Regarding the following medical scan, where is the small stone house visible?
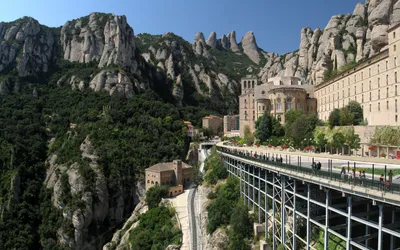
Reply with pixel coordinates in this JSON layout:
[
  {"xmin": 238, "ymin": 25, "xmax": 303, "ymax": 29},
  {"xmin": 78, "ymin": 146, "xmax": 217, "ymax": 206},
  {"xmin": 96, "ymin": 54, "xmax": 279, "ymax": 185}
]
[{"xmin": 145, "ymin": 160, "xmax": 193, "ymax": 197}]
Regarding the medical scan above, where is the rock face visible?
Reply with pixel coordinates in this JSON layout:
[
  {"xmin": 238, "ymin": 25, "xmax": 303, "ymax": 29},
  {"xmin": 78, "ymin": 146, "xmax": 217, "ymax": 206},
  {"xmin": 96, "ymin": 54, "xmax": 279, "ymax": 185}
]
[
  {"xmin": 61, "ymin": 13, "xmax": 137, "ymax": 73},
  {"xmin": 0, "ymin": 17, "xmax": 56, "ymax": 76},
  {"xmin": 89, "ymin": 70, "xmax": 136, "ymax": 98},
  {"xmin": 44, "ymin": 136, "xmax": 144, "ymax": 249},
  {"xmin": 259, "ymin": 1, "xmax": 400, "ymax": 85},
  {"xmin": 229, "ymin": 31, "xmax": 240, "ymax": 52},
  {"xmin": 241, "ymin": 31, "xmax": 261, "ymax": 64},
  {"xmin": 206, "ymin": 32, "xmax": 217, "ymax": 48}
]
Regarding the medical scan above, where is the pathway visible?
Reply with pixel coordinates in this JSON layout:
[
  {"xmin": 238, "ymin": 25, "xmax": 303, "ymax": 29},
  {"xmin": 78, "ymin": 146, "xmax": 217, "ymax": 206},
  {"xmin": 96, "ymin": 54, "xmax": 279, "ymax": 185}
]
[{"xmin": 166, "ymin": 190, "xmax": 190, "ymax": 250}]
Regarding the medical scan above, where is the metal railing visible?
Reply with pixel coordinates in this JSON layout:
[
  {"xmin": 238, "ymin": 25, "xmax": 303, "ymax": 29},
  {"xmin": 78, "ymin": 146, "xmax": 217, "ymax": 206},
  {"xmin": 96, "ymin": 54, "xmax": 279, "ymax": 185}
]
[{"xmin": 217, "ymin": 146, "xmax": 400, "ymax": 194}]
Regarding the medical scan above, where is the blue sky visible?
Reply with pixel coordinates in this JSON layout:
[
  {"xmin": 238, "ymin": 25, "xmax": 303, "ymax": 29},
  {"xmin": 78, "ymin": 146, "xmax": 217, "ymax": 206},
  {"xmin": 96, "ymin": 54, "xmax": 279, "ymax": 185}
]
[{"xmin": 1, "ymin": 0, "xmax": 361, "ymax": 54}]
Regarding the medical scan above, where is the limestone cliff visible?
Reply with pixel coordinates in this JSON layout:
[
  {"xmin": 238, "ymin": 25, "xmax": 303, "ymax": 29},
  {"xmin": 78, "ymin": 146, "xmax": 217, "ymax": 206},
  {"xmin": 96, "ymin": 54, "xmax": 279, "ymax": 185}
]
[
  {"xmin": 61, "ymin": 13, "xmax": 137, "ymax": 73},
  {"xmin": 259, "ymin": 0, "xmax": 400, "ymax": 85},
  {"xmin": 0, "ymin": 17, "xmax": 56, "ymax": 77},
  {"xmin": 44, "ymin": 136, "xmax": 145, "ymax": 249}
]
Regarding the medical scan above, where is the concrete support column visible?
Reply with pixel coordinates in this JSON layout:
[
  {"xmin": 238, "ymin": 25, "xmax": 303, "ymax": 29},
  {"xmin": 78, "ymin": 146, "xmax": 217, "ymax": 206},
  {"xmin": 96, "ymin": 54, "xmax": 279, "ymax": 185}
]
[
  {"xmin": 253, "ymin": 166, "xmax": 255, "ymax": 212},
  {"xmin": 324, "ymin": 190, "xmax": 330, "ymax": 249},
  {"xmin": 258, "ymin": 168, "xmax": 261, "ymax": 223},
  {"xmin": 265, "ymin": 170, "xmax": 269, "ymax": 240},
  {"xmin": 366, "ymin": 203, "xmax": 370, "ymax": 248},
  {"xmin": 281, "ymin": 176, "xmax": 286, "ymax": 245},
  {"xmin": 378, "ymin": 205, "xmax": 383, "ymax": 250},
  {"xmin": 247, "ymin": 165, "xmax": 250, "ymax": 207},
  {"xmin": 273, "ymin": 173, "xmax": 276, "ymax": 250},
  {"xmin": 306, "ymin": 184, "xmax": 311, "ymax": 250},
  {"xmin": 292, "ymin": 180, "xmax": 297, "ymax": 250},
  {"xmin": 346, "ymin": 196, "xmax": 352, "ymax": 249}
]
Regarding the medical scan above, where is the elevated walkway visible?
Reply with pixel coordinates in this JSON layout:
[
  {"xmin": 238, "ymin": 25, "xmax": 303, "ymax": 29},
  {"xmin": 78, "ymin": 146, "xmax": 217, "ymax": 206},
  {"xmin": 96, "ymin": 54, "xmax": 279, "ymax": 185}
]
[{"xmin": 218, "ymin": 146, "xmax": 400, "ymax": 206}]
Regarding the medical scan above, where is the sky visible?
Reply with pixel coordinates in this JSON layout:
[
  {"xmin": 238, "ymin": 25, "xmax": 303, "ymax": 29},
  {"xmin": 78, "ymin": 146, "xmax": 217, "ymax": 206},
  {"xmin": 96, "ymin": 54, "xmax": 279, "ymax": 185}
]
[{"xmin": 0, "ymin": 0, "xmax": 362, "ymax": 54}]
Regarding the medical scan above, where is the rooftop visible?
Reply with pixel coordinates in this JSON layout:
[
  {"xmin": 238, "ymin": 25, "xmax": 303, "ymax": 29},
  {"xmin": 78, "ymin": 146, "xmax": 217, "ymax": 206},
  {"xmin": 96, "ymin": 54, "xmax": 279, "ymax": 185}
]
[
  {"xmin": 203, "ymin": 115, "xmax": 222, "ymax": 119},
  {"xmin": 146, "ymin": 161, "xmax": 192, "ymax": 173}
]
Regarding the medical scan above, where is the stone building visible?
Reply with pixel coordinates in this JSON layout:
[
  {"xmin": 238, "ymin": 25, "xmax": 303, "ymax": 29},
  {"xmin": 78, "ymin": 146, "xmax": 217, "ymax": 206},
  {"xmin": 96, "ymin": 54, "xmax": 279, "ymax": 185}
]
[
  {"xmin": 239, "ymin": 75, "xmax": 317, "ymax": 136},
  {"xmin": 202, "ymin": 115, "xmax": 223, "ymax": 135},
  {"xmin": 145, "ymin": 160, "xmax": 193, "ymax": 197},
  {"xmin": 223, "ymin": 114, "xmax": 240, "ymax": 137},
  {"xmin": 315, "ymin": 23, "xmax": 400, "ymax": 126}
]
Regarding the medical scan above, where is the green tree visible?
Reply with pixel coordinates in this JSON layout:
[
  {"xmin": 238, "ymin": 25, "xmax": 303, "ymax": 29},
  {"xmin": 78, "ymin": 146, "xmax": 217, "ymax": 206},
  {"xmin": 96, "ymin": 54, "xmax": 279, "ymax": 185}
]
[
  {"xmin": 347, "ymin": 131, "xmax": 361, "ymax": 155},
  {"xmin": 346, "ymin": 101, "xmax": 363, "ymax": 125},
  {"xmin": 329, "ymin": 109, "xmax": 341, "ymax": 128},
  {"xmin": 243, "ymin": 125, "xmax": 255, "ymax": 146},
  {"xmin": 339, "ymin": 107, "xmax": 354, "ymax": 126},
  {"xmin": 332, "ymin": 132, "xmax": 345, "ymax": 154},
  {"xmin": 313, "ymin": 129, "xmax": 328, "ymax": 152},
  {"xmin": 255, "ymin": 114, "xmax": 283, "ymax": 142},
  {"xmin": 229, "ymin": 203, "xmax": 252, "ymax": 239},
  {"xmin": 228, "ymin": 234, "xmax": 251, "ymax": 250},
  {"xmin": 145, "ymin": 186, "xmax": 169, "ymax": 209},
  {"xmin": 289, "ymin": 114, "xmax": 319, "ymax": 148}
]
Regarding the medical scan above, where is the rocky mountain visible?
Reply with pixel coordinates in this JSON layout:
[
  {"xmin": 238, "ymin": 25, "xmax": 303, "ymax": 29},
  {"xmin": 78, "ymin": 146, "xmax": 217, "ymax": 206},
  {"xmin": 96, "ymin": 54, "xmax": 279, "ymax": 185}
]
[{"xmin": 258, "ymin": 0, "xmax": 400, "ymax": 85}]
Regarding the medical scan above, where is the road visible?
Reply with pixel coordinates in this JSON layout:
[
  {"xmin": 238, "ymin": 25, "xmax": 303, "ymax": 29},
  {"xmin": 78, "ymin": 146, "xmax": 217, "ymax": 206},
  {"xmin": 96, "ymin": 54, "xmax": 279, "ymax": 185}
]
[
  {"xmin": 188, "ymin": 188, "xmax": 197, "ymax": 250},
  {"xmin": 188, "ymin": 148, "xmax": 209, "ymax": 250}
]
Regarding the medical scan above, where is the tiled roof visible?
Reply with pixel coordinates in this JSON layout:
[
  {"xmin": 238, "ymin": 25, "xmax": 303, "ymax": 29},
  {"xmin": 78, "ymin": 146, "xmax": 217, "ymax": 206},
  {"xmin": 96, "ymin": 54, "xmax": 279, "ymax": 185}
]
[{"xmin": 146, "ymin": 162, "xmax": 192, "ymax": 173}]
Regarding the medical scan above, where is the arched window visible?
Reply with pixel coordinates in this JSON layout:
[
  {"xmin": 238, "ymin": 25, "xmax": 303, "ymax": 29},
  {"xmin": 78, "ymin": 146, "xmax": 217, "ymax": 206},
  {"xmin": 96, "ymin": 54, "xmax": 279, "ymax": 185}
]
[
  {"xmin": 252, "ymin": 81, "xmax": 255, "ymax": 88},
  {"xmin": 387, "ymin": 75, "xmax": 389, "ymax": 85},
  {"xmin": 277, "ymin": 115, "xmax": 282, "ymax": 122},
  {"xmin": 151, "ymin": 181, "xmax": 154, "ymax": 184},
  {"xmin": 387, "ymin": 87, "xmax": 389, "ymax": 98}
]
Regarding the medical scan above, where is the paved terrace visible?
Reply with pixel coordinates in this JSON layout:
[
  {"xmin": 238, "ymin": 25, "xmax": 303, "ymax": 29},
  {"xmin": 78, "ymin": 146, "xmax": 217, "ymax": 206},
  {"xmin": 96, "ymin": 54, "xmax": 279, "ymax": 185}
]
[{"xmin": 217, "ymin": 144, "xmax": 400, "ymax": 207}]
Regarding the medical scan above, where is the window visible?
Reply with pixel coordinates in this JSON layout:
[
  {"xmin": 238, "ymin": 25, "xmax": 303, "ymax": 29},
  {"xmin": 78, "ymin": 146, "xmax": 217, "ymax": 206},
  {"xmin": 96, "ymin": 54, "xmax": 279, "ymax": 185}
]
[
  {"xmin": 395, "ymin": 45, "xmax": 397, "ymax": 52},
  {"xmin": 395, "ymin": 57, "xmax": 397, "ymax": 67},
  {"xmin": 378, "ymin": 102, "xmax": 380, "ymax": 111},
  {"xmin": 263, "ymin": 105, "xmax": 265, "ymax": 111},
  {"xmin": 252, "ymin": 81, "xmax": 254, "ymax": 88},
  {"xmin": 342, "ymin": 90, "xmax": 344, "ymax": 99},
  {"xmin": 396, "ymin": 99, "xmax": 398, "ymax": 112},
  {"xmin": 396, "ymin": 72, "xmax": 398, "ymax": 82},
  {"xmin": 396, "ymin": 85, "xmax": 398, "ymax": 95},
  {"xmin": 369, "ymin": 68, "xmax": 371, "ymax": 77},
  {"xmin": 378, "ymin": 64, "xmax": 380, "ymax": 73},
  {"xmin": 396, "ymin": 115, "xmax": 398, "ymax": 122},
  {"xmin": 387, "ymin": 87, "xmax": 389, "ymax": 98},
  {"xmin": 387, "ymin": 100, "xmax": 389, "ymax": 110},
  {"xmin": 386, "ymin": 60, "xmax": 389, "ymax": 70},
  {"xmin": 362, "ymin": 94, "xmax": 364, "ymax": 103},
  {"xmin": 277, "ymin": 103, "xmax": 282, "ymax": 110},
  {"xmin": 378, "ymin": 90, "xmax": 380, "ymax": 99},
  {"xmin": 369, "ymin": 104, "xmax": 372, "ymax": 112},
  {"xmin": 387, "ymin": 75, "xmax": 389, "ymax": 85},
  {"xmin": 394, "ymin": 32, "xmax": 396, "ymax": 39},
  {"xmin": 378, "ymin": 77, "xmax": 380, "ymax": 87},
  {"xmin": 362, "ymin": 83, "xmax": 364, "ymax": 92},
  {"xmin": 370, "ymin": 92, "xmax": 372, "ymax": 101},
  {"xmin": 369, "ymin": 81, "xmax": 371, "ymax": 90},
  {"xmin": 348, "ymin": 88, "xmax": 350, "ymax": 97},
  {"xmin": 259, "ymin": 106, "xmax": 261, "ymax": 111},
  {"xmin": 348, "ymin": 78, "xmax": 350, "ymax": 85}
]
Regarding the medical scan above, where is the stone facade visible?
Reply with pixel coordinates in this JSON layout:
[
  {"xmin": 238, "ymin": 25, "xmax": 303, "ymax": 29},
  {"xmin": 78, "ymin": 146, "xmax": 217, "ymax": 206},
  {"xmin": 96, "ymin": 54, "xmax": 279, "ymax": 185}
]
[
  {"xmin": 315, "ymin": 24, "xmax": 400, "ymax": 126},
  {"xmin": 202, "ymin": 115, "xmax": 223, "ymax": 135},
  {"xmin": 145, "ymin": 160, "xmax": 193, "ymax": 196},
  {"xmin": 223, "ymin": 115, "xmax": 240, "ymax": 137},
  {"xmin": 239, "ymin": 76, "xmax": 317, "ymax": 136}
]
